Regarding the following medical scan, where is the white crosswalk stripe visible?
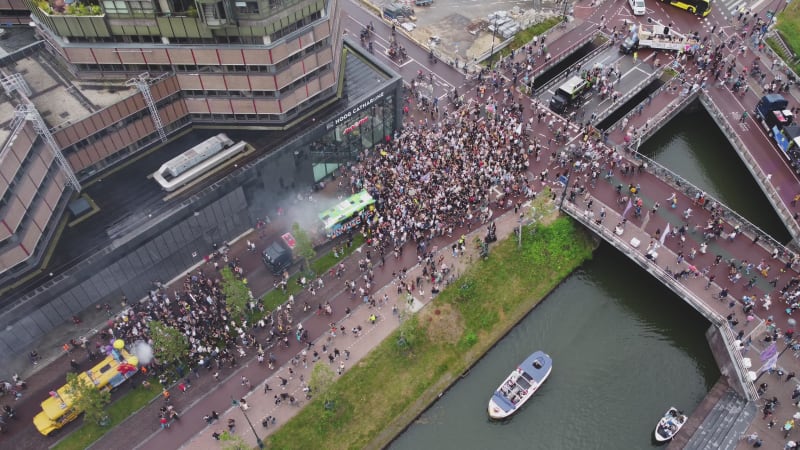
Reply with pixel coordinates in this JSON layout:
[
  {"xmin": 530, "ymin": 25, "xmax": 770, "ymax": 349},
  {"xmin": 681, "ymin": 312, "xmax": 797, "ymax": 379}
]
[{"xmin": 713, "ymin": 0, "xmax": 752, "ymax": 17}]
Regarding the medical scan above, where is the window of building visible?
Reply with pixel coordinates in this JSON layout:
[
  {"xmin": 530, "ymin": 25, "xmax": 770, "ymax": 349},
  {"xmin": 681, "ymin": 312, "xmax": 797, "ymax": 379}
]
[
  {"xmin": 102, "ymin": 0, "xmax": 129, "ymax": 13},
  {"xmin": 235, "ymin": 1, "xmax": 259, "ymax": 14},
  {"xmin": 270, "ymin": 11, "xmax": 321, "ymax": 41},
  {"xmin": 127, "ymin": 0, "xmax": 154, "ymax": 12},
  {"xmin": 325, "ymin": 94, "xmax": 395, "ymax": 160}
]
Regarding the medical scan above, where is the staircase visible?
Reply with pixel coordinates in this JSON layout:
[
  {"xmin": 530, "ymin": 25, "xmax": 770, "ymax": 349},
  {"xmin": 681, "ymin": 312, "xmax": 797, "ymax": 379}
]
[{"xmin": 682, "ymin": 389, "xmax": 757, "ymax": 450}]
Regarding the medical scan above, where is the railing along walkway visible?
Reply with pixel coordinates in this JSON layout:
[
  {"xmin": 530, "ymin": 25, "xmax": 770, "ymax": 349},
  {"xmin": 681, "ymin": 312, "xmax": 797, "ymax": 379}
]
[{"xmin": 561, "ymin": 199, "xmax": 759, "ymax": 401}]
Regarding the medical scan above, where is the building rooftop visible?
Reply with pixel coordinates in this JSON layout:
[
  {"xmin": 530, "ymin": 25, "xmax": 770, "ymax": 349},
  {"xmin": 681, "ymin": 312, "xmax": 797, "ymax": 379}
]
[
  {"xmin": 0, "ymin": 27, "xmax": 135, "ymax": 145},
  {"xmin": 3, "ymin": 40, "xmax": 399, "ymax": 297},
  {"xmin": 8, "ymin": 53, "xmax": 135, "ymax": 130},
  {"xmin": 0, "ymin": 99, "xmax": 15, "ymax": 147}
]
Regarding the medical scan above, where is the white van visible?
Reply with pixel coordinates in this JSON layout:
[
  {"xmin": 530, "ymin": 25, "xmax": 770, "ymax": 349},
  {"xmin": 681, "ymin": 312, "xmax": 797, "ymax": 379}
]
[{"xmin": 628, "ymin": 0, "xmax": 646, "ymax": 15}]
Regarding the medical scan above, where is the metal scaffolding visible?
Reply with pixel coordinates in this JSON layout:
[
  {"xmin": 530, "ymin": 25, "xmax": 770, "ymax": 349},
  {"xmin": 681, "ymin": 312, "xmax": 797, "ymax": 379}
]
[
  {"xmin": 126, "ymin": 72, "xmax": 168, "ymax": 143},
  {"xmin": 1, "ymin": 73, "xmax": 32, "ymax": 97},
  {"xmin": 13, "ymin": 104, "xmax": 82, "ymax": 192}
]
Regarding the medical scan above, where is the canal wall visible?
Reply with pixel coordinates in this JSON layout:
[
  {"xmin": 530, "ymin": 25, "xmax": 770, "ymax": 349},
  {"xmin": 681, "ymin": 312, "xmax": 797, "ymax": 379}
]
[
  {"xmin": 697, "ymin": 93, "xmax": 800, "ymax": 245},
  {"xmin": 706, "ymin": 325, "xmax": 750, "ymax": 400},
  {"xmin": 560, "ymin": 202, "xmax": 759, "ymax": 402},
  {"xmin": 666, "ymin": 378, "xmax": 729, "ymax": 450},
  {"xmin": 605, "ymin": 82, "xmax": 798, "ymax": 295},
  {"xmin": 372, "ymin": 209, "xmax": 596, "ymax": 449}
]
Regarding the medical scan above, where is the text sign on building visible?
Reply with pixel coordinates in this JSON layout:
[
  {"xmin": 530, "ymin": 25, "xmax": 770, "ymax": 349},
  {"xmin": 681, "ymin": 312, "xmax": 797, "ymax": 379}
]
[
  {"xmin": 343, "ymin": 117, "xmax": 369, "ymax": 135},
  {"xmin": 327, "ymin": 91, "xmax": 385, "ymax": 130}
]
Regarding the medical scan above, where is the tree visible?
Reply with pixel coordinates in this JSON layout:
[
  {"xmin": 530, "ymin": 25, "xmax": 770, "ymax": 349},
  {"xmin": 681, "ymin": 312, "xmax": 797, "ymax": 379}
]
[
  {"xmin": 148, "ymin": 320, "xmax": 189, "ymax": 365},
  {"xmin": 292, "ymin": 222, "xmax": 316, "ymax": 272},
  {"xmin": 221, "ymin": 267, "xmax": 251, "ymax": 322},
  {"xmin": 309, "ymin": 361, "xmax": 336, "ymax": 401},
  {"xmin": 65, "ymin": 372, "xmax": 111, "ymax": 426},
  {"xmin": 220, "ymin": 433, "xmax": 251, "ymax": 450}
]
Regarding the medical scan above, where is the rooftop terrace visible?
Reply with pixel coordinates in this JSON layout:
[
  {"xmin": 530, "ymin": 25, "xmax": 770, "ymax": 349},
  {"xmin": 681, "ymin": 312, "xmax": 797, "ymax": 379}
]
[{"xmin": 0, "ymin": 27, "xmax": 135, "ymax": 146}]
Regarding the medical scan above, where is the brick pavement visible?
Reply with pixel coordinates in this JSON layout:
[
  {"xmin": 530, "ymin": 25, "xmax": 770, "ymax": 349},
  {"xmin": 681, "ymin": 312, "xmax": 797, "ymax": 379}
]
[
  {"xmin": 11, "ymin": 5, "xmax": 800, "ymax": 450},
  {"xmin": 82, "ymin": 97, "xmax": 523, "ymax": 449},
  {"xmin": 145, "ymin": 203, "xmax": 524, "ymax": 450},
  {"xmin": 83, "ymin": 218, "xmax": 420, "ymax": 449}
]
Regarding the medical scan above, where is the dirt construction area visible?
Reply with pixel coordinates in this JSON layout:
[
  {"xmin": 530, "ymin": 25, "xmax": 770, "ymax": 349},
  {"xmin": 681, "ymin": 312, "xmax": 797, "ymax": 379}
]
[{"xmin": 372, "ymin": 0, "xmax": 564, "ymax": 64}]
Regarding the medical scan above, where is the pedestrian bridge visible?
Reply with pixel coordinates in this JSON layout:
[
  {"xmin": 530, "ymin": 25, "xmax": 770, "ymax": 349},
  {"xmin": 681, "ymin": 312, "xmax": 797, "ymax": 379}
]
[
  {"xmin": 553, "ymin": 90, "xmax": 800, "ymax": 405},
  {"xmin": 561, "ymin": 199, "xmax": 759, "ymax": 400}
]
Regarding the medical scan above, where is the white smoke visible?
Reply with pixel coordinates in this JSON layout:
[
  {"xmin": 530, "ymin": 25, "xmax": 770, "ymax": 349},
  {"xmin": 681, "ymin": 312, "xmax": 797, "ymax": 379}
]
[{"xmin": 131, "ymin": 340, "xmax": 154, "ymax": 365}]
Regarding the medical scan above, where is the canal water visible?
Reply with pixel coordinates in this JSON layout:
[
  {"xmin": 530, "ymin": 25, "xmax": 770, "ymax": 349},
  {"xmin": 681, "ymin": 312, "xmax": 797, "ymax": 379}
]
[
  {"xmin": 638, "ymin": 102, "xmax": 791, "ymax": 243},
  {"xmin": 389, "ymin": 245, "xmax": 719, "ymax": 449},
  {"xmin": 389, "ymin": 105, "xmax": 782, "ymax": 449}
]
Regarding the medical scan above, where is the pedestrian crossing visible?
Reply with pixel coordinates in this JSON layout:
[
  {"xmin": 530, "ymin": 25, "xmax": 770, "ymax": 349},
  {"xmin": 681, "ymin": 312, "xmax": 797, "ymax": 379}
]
[{"xmin": 711, "ymin": 0, "xmax": 753, "ymax": 19}]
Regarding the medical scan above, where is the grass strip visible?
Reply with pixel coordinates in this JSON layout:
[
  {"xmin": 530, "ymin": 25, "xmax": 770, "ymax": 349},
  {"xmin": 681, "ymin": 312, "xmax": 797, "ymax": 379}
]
[
  {"xmin": 267, "ymin": 216, "xmax": 594, "ymax": 450},
  {"xmin": 775, "ymin": 0, "xmax": 800, "ymax": 64},
  {"xmin": 52, "ymin": 379, "xmax": 162, "ymax": 450},
  {"xmin": 261, "ymin": 234, "xmax": 366, "ymax": 312},
  {"xmin": 497, "ymin": 17, "xmax": 564, "ymax": 59},
  {"xmin": 765, "ymin": 36, "xmax": 800, "ymax": 75}
]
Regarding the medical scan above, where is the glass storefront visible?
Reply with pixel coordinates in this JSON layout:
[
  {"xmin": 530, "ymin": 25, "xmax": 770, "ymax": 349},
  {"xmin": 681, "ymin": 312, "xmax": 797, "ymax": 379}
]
[{"xmin": 311, "ymin": 92, "xmax": 396, "ymax": 181}]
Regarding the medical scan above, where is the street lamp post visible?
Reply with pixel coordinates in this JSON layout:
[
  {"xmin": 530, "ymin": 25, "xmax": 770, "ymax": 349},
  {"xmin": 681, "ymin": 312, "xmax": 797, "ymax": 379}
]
[
  {"xmin": 559, "ymin": 166, "xmax": 575, "ymax": 210},
  {"xmin": 231, "ymin": 397, "xmax": 264, "ymax": 449},
  {"xmin": 489, "ymin": 14, "xmax": 499, "ymax": 68}
]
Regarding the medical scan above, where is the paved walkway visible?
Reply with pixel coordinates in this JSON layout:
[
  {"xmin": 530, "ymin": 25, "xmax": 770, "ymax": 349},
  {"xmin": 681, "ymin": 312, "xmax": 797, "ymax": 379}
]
[
  {"xmin": 108, "ymin": 205, "xmax": 516, "ymax": 449},
  {"xmin": 173, "ymin": 208, "xmax": 523, "ymax": 450},
  {"xmin": 8, "ymin": 3, "xmax": 800, "ymax": 450}
]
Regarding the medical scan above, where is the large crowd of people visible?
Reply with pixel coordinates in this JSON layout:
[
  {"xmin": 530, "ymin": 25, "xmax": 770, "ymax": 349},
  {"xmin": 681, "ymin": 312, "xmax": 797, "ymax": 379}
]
[
  {"xmin": 93, "ymin": 250, "xmax": 265, "ymax": 378},
  {"xmin": 18, "ymin": 7, "xmax": 800, "ymax": 445},
  {"xmin": 340, "ymin": 100, "xmax": 539, "ymax": 298}
]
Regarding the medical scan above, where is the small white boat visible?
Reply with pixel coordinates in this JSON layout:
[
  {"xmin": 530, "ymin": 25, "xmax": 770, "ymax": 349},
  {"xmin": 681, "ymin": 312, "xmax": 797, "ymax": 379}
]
[
  {"xmin": 654, "ymin": 407, "xmax": 687, "ymax": 441},
  {"xmin": 488, "ymin": 351, "xmax": 552, "ymax": 419}
]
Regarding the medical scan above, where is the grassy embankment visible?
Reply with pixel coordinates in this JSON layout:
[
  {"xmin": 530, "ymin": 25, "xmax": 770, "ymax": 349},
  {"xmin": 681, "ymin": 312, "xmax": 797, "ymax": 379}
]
[
  {"xmin": 52, "ymin": 233, "xmax": 366, "ymax": 450},
  {"xmin": 268, "ymin": 216, "xmax": 594, "ymax": 450},
  {"xmin": 771, "ymin": 2, "xmax": 800, "ymax": 74}
]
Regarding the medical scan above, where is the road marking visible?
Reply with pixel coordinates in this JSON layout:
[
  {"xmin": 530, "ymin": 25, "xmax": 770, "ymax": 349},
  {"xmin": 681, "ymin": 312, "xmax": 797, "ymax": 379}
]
[
  {"xmin": 600, "ymin": 52, "xmax": 627, "ymax": 66},
  {"xmin": 723, "ymin": 89, "xmax": 800, "ymax": 185}
]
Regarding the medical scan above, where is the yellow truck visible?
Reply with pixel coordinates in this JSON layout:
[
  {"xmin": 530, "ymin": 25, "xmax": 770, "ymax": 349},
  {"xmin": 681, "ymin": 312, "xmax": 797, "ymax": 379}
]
[{"xmin": 34, "ymin": 349, "xmax": 138, "ymax": 436}]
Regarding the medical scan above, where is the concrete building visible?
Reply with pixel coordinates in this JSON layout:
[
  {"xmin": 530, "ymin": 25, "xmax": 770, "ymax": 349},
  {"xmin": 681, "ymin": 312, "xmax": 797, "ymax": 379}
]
[
  {"xmin": 0, "ymin": 8, "xmax": 401, "ymax": 371},
  {"xmin": 0, "ymin": 0, "xmax": 349, "ymax": 287},
  {"xmin": 1, "ymin": 0, "xmax": 350, "ymax": 291},
  {"xmin": 27, "ymin": 0, "xmax": 344, "ymax": 177},
  {"xmin": 0, "ymin": 0, "xmax": 29, "ymax": 25}
]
